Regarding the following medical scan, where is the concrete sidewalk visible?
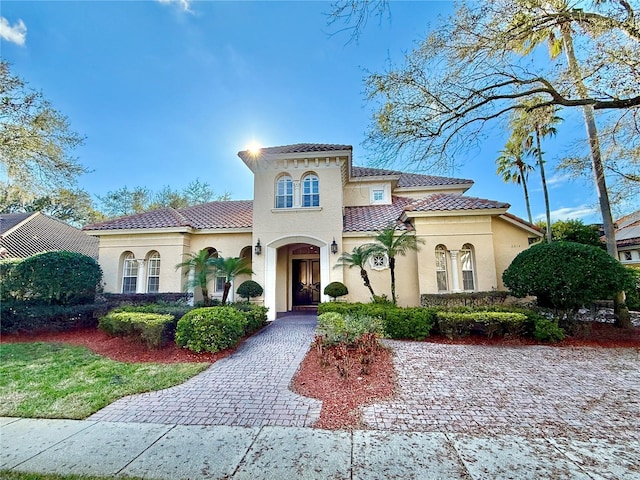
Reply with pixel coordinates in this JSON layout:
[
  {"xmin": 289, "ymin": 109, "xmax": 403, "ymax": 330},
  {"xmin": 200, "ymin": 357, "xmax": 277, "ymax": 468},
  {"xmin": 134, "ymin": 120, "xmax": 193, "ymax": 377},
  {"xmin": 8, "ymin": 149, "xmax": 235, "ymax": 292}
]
[{"xmin": 2, "ymin": 417, "xmax": 639, "ymax": 479}]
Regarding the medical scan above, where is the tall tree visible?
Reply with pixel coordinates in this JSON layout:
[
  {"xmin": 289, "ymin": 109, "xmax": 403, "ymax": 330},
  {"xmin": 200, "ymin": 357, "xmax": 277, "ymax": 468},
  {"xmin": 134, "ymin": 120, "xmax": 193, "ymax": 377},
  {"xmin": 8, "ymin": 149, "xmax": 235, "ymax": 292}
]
[
  {"xmin": 175, "ymin": 249, "xmax": 218, "ymax": 306},
  {"xmin": 0, "ymin": 61, "xmax": 86, "ymax": 203},
  {"xmin": 517, "ymin": 101, "xmax": 562, "ymax": 242},
  {"xmin": 335, "ymin": 245, "xmax": 378, "ymax": 298},
  {"xmin": 209, "ymin": 256, "xmax": 253, "ymax": 305},
  {"xmin": 495, "ymin": 136, "xmax": 535, "ymax": 224},
  {"xmin": 370, "ymin": 225, "xmax": 423, "ymax": 305}
]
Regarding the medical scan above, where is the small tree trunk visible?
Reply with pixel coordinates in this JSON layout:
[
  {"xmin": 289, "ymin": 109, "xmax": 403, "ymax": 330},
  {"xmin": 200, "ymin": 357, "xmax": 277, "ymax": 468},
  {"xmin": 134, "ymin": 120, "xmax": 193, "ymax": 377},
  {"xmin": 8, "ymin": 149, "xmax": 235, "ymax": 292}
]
[
  {"xmin": 360, "ymin": 268, "xmax": 376, "ymax": 297},
  {"xmin": 519, "ymin": 165, "xmax": 533, "ymax": 224},
  {"xmin": 202, "ymin": 287, "xmax": 211, "ymax": 307},
  {"xmin": 389, "ymin": 256, "xmax": 397, "ymax": 305},
  {"xmin": 222, "ymin": 282, "xmax": 231, "ymax": 305},
  {"xmin": 535, "ymin": 129, "xmax": 552, "ymax": 243}
]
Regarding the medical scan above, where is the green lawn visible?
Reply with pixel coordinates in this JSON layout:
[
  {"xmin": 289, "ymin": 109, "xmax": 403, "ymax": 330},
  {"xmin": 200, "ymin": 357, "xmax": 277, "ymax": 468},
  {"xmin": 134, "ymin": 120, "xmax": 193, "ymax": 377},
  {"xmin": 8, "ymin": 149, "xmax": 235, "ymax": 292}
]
[{"xmin": 0, "ymin": 342, "xmax": 209, "ymax": 419}]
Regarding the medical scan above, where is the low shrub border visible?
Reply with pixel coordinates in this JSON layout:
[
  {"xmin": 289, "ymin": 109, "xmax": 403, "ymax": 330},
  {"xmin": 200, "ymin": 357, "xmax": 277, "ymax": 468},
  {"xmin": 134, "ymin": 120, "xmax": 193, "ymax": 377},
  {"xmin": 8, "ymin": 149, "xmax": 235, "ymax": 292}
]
[
  {"xmin": 421, "ymin": 291, "xmax": 510, "ymax": 308},
  {"xmin": 0, "ymin": 302, "xmax": 113, "ymax": 334},
  {"xmin": 175, "ymin": 307, "xmax": 248, "ymax": 353},
  {"xmin": 99, "ymin": 311, "xmax": 175, "ymax": 349},
  {"xmin": 436, "ymin": 311, "xmax": 528, "ymax": 339}
]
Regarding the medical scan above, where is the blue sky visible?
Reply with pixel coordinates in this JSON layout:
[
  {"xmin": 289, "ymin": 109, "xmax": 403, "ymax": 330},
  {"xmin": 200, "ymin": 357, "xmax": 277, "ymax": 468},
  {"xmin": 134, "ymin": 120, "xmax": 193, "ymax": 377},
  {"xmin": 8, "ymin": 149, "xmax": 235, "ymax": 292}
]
[{"xmin": 1, "ymin": 0, "xmax": 608, "ymax": 223}]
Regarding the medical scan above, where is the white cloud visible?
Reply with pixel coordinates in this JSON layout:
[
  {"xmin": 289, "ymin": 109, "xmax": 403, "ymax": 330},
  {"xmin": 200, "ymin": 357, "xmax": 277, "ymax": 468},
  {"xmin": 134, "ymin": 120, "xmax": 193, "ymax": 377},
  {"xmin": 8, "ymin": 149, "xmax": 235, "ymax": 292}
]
[
  {"xmin": 545, "ymin": 172, "xmax": 572, "ymax": 188},
  {"xmin": 157, "ymin": 0, "xmax": 192, "ymax": 13},
  {"xmin": 534, "ymin": 205, "xmax": 599, "ymax": 223},
  {"xmin": 0, "ymin": 17, "xmax": 27, "ymax": 46}
]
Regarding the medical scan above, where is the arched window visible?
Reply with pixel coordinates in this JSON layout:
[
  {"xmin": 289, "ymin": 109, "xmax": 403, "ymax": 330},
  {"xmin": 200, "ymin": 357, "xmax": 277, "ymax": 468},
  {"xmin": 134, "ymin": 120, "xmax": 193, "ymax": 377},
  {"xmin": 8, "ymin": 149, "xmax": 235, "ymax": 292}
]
[
  {"xmin": 302, "ymin": 174, "xmax": 319, "ymax": 207},
  {"xmin": 275, "ymin": 175, "xmax": 293, "ymax": 208},
  {"xmin": 122, "ymin": 252, "xmax": 138, "ymax": 293},
  {"xmin": 146, "ymin": 251, "xmax": 160, "ymax": 293},
  {"xmin": 460, "ymin": 243, "xmax": 476, "ymax": 291},
  {"xmin": 435, "ymin": 245, "xmax": 448, "ymax": 292}
]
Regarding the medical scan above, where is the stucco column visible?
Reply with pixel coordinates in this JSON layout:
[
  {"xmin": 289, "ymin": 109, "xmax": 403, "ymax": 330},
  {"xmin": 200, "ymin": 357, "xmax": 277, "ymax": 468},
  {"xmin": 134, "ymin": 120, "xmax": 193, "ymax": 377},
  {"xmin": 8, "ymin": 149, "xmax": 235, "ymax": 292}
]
[
  {"xmin": 449, "ymin": 250, "xmax": 461, "ymax": 293},
  {"xmin": 265, "ymin": 245, "xmax": 277, "ymax": 320},
  {"xmin": 320, "ymin": 244, "xmax": 330, "ymax": 303},
  {"xmin": 293, "ymin": 180, "xmax": 301, "ymax": 208},
  {"xmin": 187, "ymin": 266, "xmax": 195, "ymax": 306},
  {"xmin": 135, "ymin": 259, "xmax": 146, "ymax": 294}
]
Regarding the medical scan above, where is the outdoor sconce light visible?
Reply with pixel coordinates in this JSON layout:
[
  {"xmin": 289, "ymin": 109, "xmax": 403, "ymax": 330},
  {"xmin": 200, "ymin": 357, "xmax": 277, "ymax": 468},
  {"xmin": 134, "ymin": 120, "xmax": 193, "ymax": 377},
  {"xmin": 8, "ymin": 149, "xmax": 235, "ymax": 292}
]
[
  {"xmin": 254, "ymin": 239, "xmax": 262, "ymax": 256},
  {"xmin": 330, "ymin": 238, "xmax": 338, "ymax": 255}
]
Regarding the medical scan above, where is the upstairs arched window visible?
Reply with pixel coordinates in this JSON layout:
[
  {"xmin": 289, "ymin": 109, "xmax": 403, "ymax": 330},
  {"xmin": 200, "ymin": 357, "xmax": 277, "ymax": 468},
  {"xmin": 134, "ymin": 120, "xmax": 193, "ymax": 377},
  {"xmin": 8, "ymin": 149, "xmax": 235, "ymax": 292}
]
[
  {"xmin": 460, "ymin": 243, "xmax": 476, "ymax": 291},
  {"xmin": 146, "ymin": 251, "xmax": 160, "ymax": 293},
  {"xmin": 122, "ymin": 252, "xmax": 138, "ymax": 293},
  {"xmin": 275, "ymin": 175, "xmax": 293, "ymax": 208},
  {"xmin": 435, "ymin": 245, "xmax": 448, "ymax": 292},
  {"xmin": 302, "ymin": 174, "xmax": 319, "ymax": 207}
]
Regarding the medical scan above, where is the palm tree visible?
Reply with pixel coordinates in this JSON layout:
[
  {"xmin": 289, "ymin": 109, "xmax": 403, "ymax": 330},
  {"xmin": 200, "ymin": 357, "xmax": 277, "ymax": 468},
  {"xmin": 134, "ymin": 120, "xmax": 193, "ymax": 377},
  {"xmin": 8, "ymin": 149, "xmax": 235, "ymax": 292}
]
[
  {"xmin": 496, "ymin": 136, "xmax": 535, "ymax": 224},
  {"xmin": 371, "ymin": 225, "xmax": 424, "ymax": 305},
  {"xmin": 334, "ymin": 244, "xmax": 378, "ymax": 299},
  {"xmin": 209, "ymin": 256, "xmax": 253, "ymax": 305},
  {"xmin": 175, "ymin": 249, "xmax": 217, "ymax": 306},
  {"xmin": 513, "ymin": 100, "xmax": 562, "ymax": 242}
]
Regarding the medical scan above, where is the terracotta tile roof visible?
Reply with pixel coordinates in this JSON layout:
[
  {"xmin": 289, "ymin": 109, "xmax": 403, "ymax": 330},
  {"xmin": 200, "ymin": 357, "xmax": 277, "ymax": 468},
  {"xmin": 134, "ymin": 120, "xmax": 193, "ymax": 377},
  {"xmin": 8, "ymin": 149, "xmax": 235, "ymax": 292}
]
[
  {"xmin": 404, "ymin": 193, "xmax": 510, "ymax": 212},
  {"xmin": 618, "ymin": 236, "xmax": 640, "ymax": 248},
  {"xmin": 501, "ymin": 212, "xmax": 543, "ymax": 232},
  {"xmin": 84, "ymin": 200, "xmax": 253, "ymax": 231},
  {"xmin": 351, "ymin": 166, "xmax": 473, "ymax": 188},
  {"xmin": 238, "ymin": 143, "xmax": 352, "ymax": 160},
  {"xmin": 0, "ymin": 212, "xmax": 32, "ymax": 234},
  {"xmin": 1, "ymin": 213, "xmax": 99, "ymax": 259},
  {"xmin": 344, "ymin": 196, "xmax": 414, "ymax": 232},
  {"xmin": 178, "ymin": 200, "xmax": 253, "ymax": 229}
]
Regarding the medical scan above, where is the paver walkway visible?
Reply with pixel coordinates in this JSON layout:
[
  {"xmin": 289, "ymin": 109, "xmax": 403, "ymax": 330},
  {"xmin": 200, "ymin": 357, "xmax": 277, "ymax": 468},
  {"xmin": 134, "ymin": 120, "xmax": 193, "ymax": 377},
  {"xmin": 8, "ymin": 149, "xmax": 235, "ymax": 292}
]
[
  {"xmin": 89, "ymin": 314, "xmax": 321, "ymax": 427},
  {"xmin": 363, "ymin": 341, "xmax": 640, "ymax": 441}
]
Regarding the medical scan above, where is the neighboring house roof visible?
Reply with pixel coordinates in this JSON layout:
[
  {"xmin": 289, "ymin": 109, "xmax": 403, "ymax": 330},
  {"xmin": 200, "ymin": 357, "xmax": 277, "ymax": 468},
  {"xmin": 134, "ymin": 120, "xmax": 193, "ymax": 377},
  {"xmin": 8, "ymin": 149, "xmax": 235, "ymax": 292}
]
[
  {"xmin": 0, "ymin": 212, "xmax": 99, "ymax": 259},
  {"xmin": 238, "ymin": 143, "xmax": 352, "ymax": 160},
  {"xmin": 83, "ymin": 200, "xmax": 254, "ymax": 231},
  {"xmin": 344, "ymin": 196, "xmax": 414, "ymax": 232},
  {"xmin": 403, "ymin": 193, "xmax": 510, "ymax": 212},
  {"xmin": 615, "ymin": 210, "xmax": 640, "ymax": 248},
  {"xmin": 350, "ymin": 166, "xmax": 474, "ymax": 188}
]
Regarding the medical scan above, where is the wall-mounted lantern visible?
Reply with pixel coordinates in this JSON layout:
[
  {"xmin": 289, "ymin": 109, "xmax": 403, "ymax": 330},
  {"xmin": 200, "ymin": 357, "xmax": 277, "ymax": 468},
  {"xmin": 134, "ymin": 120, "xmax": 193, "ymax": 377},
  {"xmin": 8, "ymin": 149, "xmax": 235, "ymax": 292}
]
[
  {"xmin": 330, "ymin": 238, "xmax": 338, "ymax": 255},
  {"xmin": 254, "ymin": 239, "xmax": 262, "ymax": 256}
]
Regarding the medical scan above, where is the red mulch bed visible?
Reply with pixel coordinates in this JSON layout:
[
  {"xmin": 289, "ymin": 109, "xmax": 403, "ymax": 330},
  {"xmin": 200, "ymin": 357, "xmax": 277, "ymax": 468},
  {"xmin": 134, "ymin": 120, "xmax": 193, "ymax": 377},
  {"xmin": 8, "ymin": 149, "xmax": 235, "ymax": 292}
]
[
  {"xmin": 0, "ymin": 328, "xmax": 234, "ymax": 364},
  {"xmin": 291, "ymin": 343, "xmax": 396, "ymax": 430}
]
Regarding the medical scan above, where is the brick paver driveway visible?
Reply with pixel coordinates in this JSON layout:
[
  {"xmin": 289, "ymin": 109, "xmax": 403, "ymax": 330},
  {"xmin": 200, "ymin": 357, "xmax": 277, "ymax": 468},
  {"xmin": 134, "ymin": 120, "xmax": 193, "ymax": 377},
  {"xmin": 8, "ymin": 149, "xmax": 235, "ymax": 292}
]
[
  {"xmin": 89, "ymin": 314, "xmax": 321, "ymax": 427},
  {"xmin": 363, "ymin": 341, "xmax": 640, "ymax": 440}
]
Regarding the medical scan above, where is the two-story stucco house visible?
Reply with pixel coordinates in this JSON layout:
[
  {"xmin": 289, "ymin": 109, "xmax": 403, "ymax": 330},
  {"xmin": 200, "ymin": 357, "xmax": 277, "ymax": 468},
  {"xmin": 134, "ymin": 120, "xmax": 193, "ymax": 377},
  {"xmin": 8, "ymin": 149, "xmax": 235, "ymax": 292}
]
[{"xmin": 84, "ymin": 143, "xmax": 542, "ymax": 319}]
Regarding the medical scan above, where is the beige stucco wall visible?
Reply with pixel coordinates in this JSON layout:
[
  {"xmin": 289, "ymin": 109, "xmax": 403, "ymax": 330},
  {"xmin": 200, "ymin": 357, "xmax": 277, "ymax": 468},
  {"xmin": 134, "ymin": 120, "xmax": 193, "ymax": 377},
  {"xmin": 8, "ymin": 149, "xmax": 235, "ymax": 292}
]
[
  {"xmin": 491, "ymin": 216, "xmax": 538, "ymax": 290},
  {"xmin": 95, "ymin": 231, "xmax": 189, "ymax": 293}
]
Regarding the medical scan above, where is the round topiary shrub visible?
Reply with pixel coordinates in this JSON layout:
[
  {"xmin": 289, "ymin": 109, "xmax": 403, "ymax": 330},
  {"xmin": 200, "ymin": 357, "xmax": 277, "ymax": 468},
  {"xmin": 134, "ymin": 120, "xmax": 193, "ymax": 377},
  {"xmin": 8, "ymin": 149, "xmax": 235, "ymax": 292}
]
[
  {"xmin": 236, "ymin": 280, "xmax": 263, "ymax": 300},
  {"xmin": 502, "ymin": 241, "xmax": 635, "ymax": 310},
  {"xmin": 323, "ymin": 281, "xmax": 348, "ymax": 301},
  {"xmin": 175, "ymin": 306, "xmax": 248, "ymax": 353},
  {"xmin": 12, "ymin": 251, "xmax": 102, "ymax": 305}
]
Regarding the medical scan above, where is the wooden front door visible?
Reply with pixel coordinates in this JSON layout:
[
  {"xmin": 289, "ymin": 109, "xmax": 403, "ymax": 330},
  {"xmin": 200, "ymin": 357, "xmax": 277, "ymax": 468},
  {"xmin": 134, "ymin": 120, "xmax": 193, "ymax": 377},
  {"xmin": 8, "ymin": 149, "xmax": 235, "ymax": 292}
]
[{"xmin": 292, "ymin": 259, "xmax": 320, "ymax": 305}]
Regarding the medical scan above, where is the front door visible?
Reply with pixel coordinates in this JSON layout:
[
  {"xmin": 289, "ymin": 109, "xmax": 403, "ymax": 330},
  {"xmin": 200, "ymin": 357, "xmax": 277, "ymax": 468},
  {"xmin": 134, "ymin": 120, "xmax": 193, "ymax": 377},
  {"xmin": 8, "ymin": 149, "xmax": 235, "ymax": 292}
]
[{"xmin": 292, "ymin": 259, "xmax": 320, "ymax": 306}]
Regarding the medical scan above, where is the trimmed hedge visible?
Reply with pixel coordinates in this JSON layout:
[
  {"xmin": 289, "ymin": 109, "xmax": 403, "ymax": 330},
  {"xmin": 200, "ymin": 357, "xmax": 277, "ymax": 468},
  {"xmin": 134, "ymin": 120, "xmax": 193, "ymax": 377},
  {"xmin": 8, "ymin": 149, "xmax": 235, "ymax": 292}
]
[
  {"xmin": 102, "ymin": 292, "xmax": 191, "ymax": 304},
  {"xmin": 317, "ymin": 312, "xmax": 384, "ymax": 346},
  {"xmin": 421, "ymin": 291, "xmax": 510, "ymax": 308},
  {"xmin": 228, "ymin": 302, "xmax": 268, "ymax": 334},
  {"xmin": 236, "ymin": 280, "xmax": 263, "ymax": 300},
  {"xmin": 0, "ymin": 302, "xmax": 112, "ymax": 334},
  {"xmin": 99, "ymin": 311, "xmax": 175, "ymax": 349},
  {"xmin": 318, "ymin": 302, "xmax": 437, "ymax": 341},
  {"xmin": 436, "ymin": 311, "xmax": 528, "ymax": 339},
  {"xmin": 0, "ymin": 259, "xmax": 23, "ymax": 302},
  {"xmin": 176, "ymin": 307, "xmax": 248, "ymax": 353},
  {"xmin": 323, "ymin": 281, "xmax": 348, "ymax": 300}
]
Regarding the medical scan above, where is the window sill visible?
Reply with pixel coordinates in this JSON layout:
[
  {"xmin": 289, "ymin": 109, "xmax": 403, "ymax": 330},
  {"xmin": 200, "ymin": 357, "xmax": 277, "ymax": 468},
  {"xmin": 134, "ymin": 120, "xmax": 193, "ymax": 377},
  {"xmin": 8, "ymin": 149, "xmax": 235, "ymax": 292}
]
[{"xmin": 271, "ymin": 207, "xmax": 323, "ymax": 213}]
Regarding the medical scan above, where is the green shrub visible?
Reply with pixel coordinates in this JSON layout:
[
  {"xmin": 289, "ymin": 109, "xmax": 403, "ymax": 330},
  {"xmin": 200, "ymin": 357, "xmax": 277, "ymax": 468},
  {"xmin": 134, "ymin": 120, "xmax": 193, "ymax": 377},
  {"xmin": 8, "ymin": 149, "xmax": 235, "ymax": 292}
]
[
  {"xmin": 436, "ymin": 311, "xmax": 528, "ymax": 339},
  {"xmin": 175, "ymin": 307, "xmax": 247, "ymax": 353},
  {"xmin": 532, "ymin": 317, "xmax": 565, "ymax": 342},
  {"xmin": 323, "ymin": 281, "xmax": 348, "ymax": 301},
  {"xmin": 113, "ymin": 301, "xmax": 192, "ymax": 321},
  {"xmin": 0, "ymin": 302, "xmax": 112, "ymax": 334},
  {"xmin": 421, "ymin": 291, "xmax": 510, "ymax": 308},
  {"xmin": 317, "ymin": 312, "xmax": 384, "ymax": 346},
  {"xmin": 0, "ymin": 259, "xmax": 24, "ymax": 301},
  {"xmin": 10, "ymin": 251, "xmax": 102, "ymax": 305},
  {"xmin": 318, "ymin": 302, "xmax": 436, "ymax": 340},
  {"xmin": 99, "ymin": 311, "xmax": 174, "ymax": 349},
  {"xmin": 503, "ymin": 241, "xmax": 636, "ymax": 309},
  {"xmin": 236, "ymin": 280, "xmax": 264, "ymax": 300},
  {"xmin": 228, "ymin": 302, "xmax": 268, "ymax": 334}
]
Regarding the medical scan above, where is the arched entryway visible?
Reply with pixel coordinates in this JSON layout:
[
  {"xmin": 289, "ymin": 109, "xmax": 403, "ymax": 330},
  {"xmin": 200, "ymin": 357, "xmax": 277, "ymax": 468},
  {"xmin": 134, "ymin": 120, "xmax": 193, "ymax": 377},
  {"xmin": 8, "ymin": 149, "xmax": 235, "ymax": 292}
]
[{"xmin": 263, "ymin": 235, "xmax": 330, "ymax": 319}]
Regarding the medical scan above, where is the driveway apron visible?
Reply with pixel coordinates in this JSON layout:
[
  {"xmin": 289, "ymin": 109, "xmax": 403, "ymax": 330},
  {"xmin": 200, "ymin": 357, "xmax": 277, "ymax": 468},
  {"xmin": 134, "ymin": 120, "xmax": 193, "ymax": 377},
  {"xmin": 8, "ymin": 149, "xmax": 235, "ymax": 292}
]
[{"xmin": 89, "ymin": 314, "xmax": 321, "ymax": 427}]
